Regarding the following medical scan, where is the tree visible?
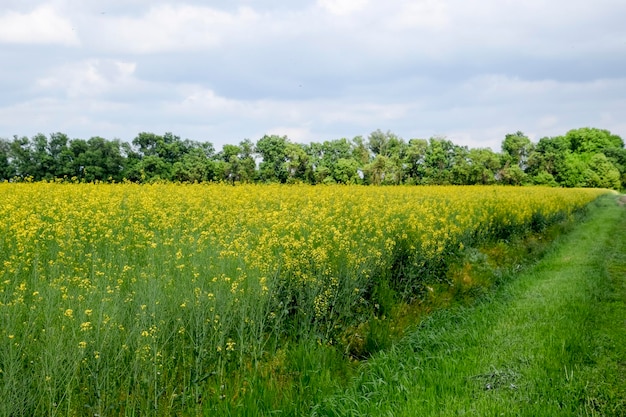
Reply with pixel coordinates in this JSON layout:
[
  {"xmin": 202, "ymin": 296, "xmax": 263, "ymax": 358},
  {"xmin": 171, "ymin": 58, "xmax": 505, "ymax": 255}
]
[
  {"xmin": 583, "ymin": 153, "xmax": 621, "ymax": 189},
  {"xmin": 497, "ymin": 164, "xmax": 528, "ymax": 185},
  {"xmin": 256, "ymin": 135, "xmax": 289, "ymax": 183},
  {"xmin": 171, "ymin": 145, "xmax": 217, "ymax": 183},
  {"xmin": 422, "ymin": 137, "xmax": 459, "ymax": 184},
  {"xmin": 364, "ymin": 155, "xmax": 388, "ymax": 185},
  {"xmin": 368, "ymin": 129, "xmax": 390, "ymax": 157},
  {"xmin": 368, "ymin": 129, "xmax": 405, "ymax": 158},
  {"xmin": 315, "ymin": 138, "xmax": 360, "ymax": 183},
  {"xmin": 526, "ymin": 135, "xmax": 570, "ymax": 181},
  {"xmin": 70, "ymin": 137, "xmax": 126, "ymax": 182},
  {"xmin": 9, "ymin": 135, "xmax": 36, "ymax": 179},
  {"xmin": 566, "ymin": 127, "xmax": 624, "ymax": 154},
  {"xmin": 130, "ymin": 132, "xmax": 195, "ymax": 182},
  {"xmin": 351, "ymin": 136, "xmax": 371, "ymax": 166},
  {"xmin": 502, "ymin": 131, "xmax": 534, "ymax": 170},
  {"xmin": 237, "ymin": 139, "xmax": 257, "ymax": 183},
  {"xmin": 283, "ymin": 143, "xmax": 310, "ymax": 183},
  {"xmin": 559, "ymin": 153, "xmax": 589, "ymax": 188},
  {"xmin": 334, "ymin": 158, "xmax": 360, "ymax": 184},
  {"xmin": 603, "ymin": 147, "xmax": 626, "ymax": 189},
  {"xmin": 464, "ymin": 148, "xmax": 500, "ymax": 185},
  {"xmin": 403, "ymin": 139, "xmax": 428, "ymax": 183},
  {"xmin": 532, "ymin": 171, "xmax": 558, "ymax": 187},
  {"xmin": 48, "ymin": 133, "xmax": 74, "ymax": 178},
  {"xmin": 0, "ymin": 138, "xmax": 15, "ymax": 180}
]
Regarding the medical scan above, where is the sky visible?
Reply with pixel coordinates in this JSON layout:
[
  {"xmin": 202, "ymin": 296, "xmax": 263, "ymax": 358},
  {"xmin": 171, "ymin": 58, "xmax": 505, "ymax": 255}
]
[{"xmin": 1, "ymin": 0, "xmax": 625, "ymax": 151}]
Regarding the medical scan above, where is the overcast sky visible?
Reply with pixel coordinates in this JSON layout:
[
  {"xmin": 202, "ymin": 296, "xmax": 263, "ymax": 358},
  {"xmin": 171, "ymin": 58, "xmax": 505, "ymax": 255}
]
[{"xmin": 1, "ymin": 0, "xmax": 625, "ymax": 151}]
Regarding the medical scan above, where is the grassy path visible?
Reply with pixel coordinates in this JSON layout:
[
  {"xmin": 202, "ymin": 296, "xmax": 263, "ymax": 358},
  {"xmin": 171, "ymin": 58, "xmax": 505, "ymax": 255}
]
[{"xmin": 314, "ymin": 195, "xmax": 626, "ymax": 416}]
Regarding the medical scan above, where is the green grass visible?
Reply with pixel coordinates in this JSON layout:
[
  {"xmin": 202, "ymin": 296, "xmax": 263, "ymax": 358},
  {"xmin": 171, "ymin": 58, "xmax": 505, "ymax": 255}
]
[{"xmin": 311, "ymin": 195, "xmax": 626, "ymax": 416}]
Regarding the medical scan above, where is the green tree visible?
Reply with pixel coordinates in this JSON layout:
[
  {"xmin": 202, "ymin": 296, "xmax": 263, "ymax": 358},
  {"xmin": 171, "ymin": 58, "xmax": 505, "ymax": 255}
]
[
  {"xmin": 351, "ymin": 136, "xmax": 371, "ymax": 166},
  {"xmin": 368, "ymin": 129, "xmax": 404, "ymax": 158},
  {"xmin": 334, "ymin": 158, "xmax": 360, "ymax": 184},
  {"xmin": 131, "ymin": 132, "xmax": 193, "ymax": 181},
  {"xmin": 364, "ymin": 155, "xmax": 388, "ymax": 185},
  {"xmin": 9, "ymin": 135, "xmax": 36, "ymax": 179},
  {"xmin": 237, "ymin": 139, "xmax": 257, "ymax": 183},
  {"xmin": 71, "ymin": 137, "xmax": 126, "ymax": 182},
  {"xmin": 464, "ymin": 148, "xmax": 500, "ymax": 185},
  {"xmin": 497, "ymin": 164, "xmax": 528, "ymax": 185},
  {"xmin": 603, "ymin": 147, "xmax": 626, "ymax": 189},
  {"xmin": 502, "ymin": 131, "xmax": 534, "ymax": 170},
  {"xmin": 256, "ymin": 135, "xmax": 289, "ymax": 183},
  {"xmin": 422, "ymin": 137, "xmax": 458, "ymax": 184},
  {"xmin": 171, "ymin": 145, "xmax": 217, "ymax": 183},
  {"xmin": 403, "ymin": 139, "xmax": 428, "ymax": 183},
  {"xmin": 583, "ymin": 153, "xmax": 621, "ymax": 189},
  {"xmin": 559, "ymin": 153, "xmax": 589, "ymax": 187},
  {"xmin": 0, "ymin": 138, "xmax": 15, "ymax": 180},
  {"xmin": 30, "ymin": 133, "xmax": 56, "ymax": 180},
  {"xmin": 284, "ymin": 142, "xmax": 311, "ymax": 183},
  {"xmin": 566, "ymin": 127, "xmax": 624, "ymax": 154},
  {"xmin": 48, "ymin": 133, "xmax": 74, "ymax": 178},
  {"xmin": 532, "ymin": 171, "xmax": 558, "ymax": 186},
  {"xmin": 220, "ymin": 144, "xmax": 243, "ymax": 183},
  {"xmin": 526, "ymin": 135, "xmax": 570, "ymax": 182}
]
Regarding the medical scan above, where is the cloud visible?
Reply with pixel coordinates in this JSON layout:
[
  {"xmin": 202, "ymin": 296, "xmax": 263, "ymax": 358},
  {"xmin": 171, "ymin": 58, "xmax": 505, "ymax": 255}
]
[
  {"xmin": 35, "ymin": 59, "xmax": 140, "ymax": 99},
  {"xmin": 91, "ymin": 4, "xmax": 260, "ymax": 53},
  {"xmin": 0, "ymin": 5, "xmax": 79, "ymax": 45},
  {"xmin": 317, "ymin": 0, "xmax": 368, "ymax": 16},
  {"xmin": 386, "ymin": 0, "xmax": 450, "ymax": 30},
  {"xmin": 1, "ymin": 0, "xmax": 625, "ymax": 152}
]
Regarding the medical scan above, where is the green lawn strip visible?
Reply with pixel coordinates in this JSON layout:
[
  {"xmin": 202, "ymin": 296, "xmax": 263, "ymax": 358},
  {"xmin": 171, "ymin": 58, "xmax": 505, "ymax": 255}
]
[{"xmin": 314, "ymin": 196, "xmax": 626, "ymax": 416}]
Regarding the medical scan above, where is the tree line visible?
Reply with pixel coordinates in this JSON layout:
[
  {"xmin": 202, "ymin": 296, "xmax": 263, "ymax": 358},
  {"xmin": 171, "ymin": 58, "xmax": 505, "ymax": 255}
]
[{"xmin": 0, "ymin": 127, "xmax": 624, "ymax": 189}]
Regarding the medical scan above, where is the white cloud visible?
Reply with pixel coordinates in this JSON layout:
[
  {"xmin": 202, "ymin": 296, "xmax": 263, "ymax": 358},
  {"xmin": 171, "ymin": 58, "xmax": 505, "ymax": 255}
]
[
  {"xmin": 317, "ymin": 0, "xmax": 368, "ymax": 16},
  {"xmin": 36, "ymin": 60, "xmax": 139, "ymax": 98},
  {"xmin": 0, "ymin": 5, "xmax": 78, "ymax": 45},
  {"xmin": 266, "ymin": 126, "xmax": 316, "ymax": 142},
  {"xmin": 387, "ymin": 0, "xmax": 450, "ymax": 30},
  {"xmin": 1, "ymin": 0, "xmax": 626, "ymax": 151},
  {"xmin": 93, "ymin": 4, "xmax": 260, "ymax": 53}
]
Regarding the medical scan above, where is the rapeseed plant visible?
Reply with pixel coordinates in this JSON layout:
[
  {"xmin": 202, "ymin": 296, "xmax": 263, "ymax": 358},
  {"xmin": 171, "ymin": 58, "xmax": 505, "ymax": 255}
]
[{"xmin": 0, "ymin": 182, "xmax": 607, "ymax": 415}]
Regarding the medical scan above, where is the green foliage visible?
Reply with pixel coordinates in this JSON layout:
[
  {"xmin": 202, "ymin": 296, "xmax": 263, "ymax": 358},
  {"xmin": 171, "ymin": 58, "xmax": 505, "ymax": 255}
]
[
  {"xmin": 497, "ymin": 163, "xmax": 528, "ymax": 185},
  {"xmin": 0, "ymin": 138, "xmax": 15, "ymax": 179},
  {"xmin": 422, "ymin": 137, "xmax": 458, "ymax": 184},
  {"xmin": 256, "ymin": 134, "xmax": 289, "ymax": 183},
  {"xmin": 466, "ymin": 148, "xmax": 500, "ymax": 184},
  {"xmin": 334, "ymin": 158, "xmax": 360, "ymax": 184},
  {"xmin": 566, "ymin": 127, "xmax": 624, "ymax": 154},
  {"xmin": 532, "ymin": 170, "xmax": 558, "ymax": 186},
  {"xmin": 0, "ymin": 127, "xmax": 623, "ymax": 188},
  {"xmin": 501, "ymin": 131, "xmax": 534, "ymax": 169},
  {"xmin": 583, "ymin": 153, "xmax": 621, "ymax": 189}
]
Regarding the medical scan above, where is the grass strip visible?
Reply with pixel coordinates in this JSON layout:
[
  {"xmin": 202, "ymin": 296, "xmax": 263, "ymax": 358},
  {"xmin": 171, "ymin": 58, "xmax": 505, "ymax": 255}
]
[{"xmin": 314, "ymin": 195, "xmax": 626, "ymax": 416}]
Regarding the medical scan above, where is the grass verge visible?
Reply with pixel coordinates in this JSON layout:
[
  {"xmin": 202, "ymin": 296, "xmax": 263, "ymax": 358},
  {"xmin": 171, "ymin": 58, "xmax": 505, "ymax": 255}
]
[{"xmin": 312, "ymin": 194, "xmax": 626, "ymax": 416}]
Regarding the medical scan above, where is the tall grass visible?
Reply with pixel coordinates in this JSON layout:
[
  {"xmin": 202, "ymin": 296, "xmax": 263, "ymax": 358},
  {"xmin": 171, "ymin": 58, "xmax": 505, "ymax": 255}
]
[
  {"xmin": 0, "ymin": 183, "xmax": 607, "ymax": 415},
  {"xmin": 314, "ymin": 194, "xmax": 626, "ymax": 416}
]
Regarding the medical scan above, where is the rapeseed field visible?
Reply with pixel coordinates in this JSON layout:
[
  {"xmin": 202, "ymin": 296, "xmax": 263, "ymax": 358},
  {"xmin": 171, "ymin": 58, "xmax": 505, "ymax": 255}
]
[{"xmin": 0, "ymin": 183, "xmax": 607, "ymax": 415}]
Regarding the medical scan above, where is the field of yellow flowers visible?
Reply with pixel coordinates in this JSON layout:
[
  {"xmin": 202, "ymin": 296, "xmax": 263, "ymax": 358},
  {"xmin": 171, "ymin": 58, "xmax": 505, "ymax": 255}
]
[{"xmin": 0, "ymin": 183, "xmax": 607, "ymax": 415}]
